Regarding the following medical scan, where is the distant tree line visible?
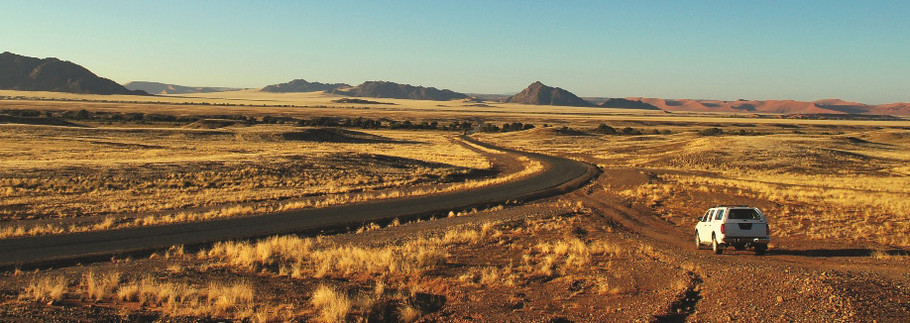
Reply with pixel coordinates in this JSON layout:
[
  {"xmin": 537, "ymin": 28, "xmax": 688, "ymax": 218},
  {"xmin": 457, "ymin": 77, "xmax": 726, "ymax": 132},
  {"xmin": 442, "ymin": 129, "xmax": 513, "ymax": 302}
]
[
  {"xmin": 591, "ymin": 123, "xmax": 672, "ymax": 136},
  {"xmin": 698, "ymin": 127, "xmax": 765, "ymax": 136},
  {"xmin": 296, "ymin": 116, "xmax": 473, "ymax": 131},
  {"xmin": 5, "ymin": 109, "xmax": 764, "ymax": 137},
  {"xmin": 0, "ymin": 108, "xmax": 493, "ymax": 132},
  {"xmin": 479, "ymin": 122, "xmax": 536, "ymax": 133},
  {"xmin": 0, "ymin": 96, "xmax": 297, "ymax": 108},
  {"xmin": 1, "ymin": 109, "xmax": 206, "ymax": 123},
  {"xmin": 592, "ymin": 124, "xmax": 763, "ymax": 136}
]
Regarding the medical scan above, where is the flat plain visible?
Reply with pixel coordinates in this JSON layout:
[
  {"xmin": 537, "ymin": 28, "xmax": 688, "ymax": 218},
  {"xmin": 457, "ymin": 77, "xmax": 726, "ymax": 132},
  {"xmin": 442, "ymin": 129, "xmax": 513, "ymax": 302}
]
[{"xmin": 1, "ymin": 90, "xmax": 909, "ymax": 322}]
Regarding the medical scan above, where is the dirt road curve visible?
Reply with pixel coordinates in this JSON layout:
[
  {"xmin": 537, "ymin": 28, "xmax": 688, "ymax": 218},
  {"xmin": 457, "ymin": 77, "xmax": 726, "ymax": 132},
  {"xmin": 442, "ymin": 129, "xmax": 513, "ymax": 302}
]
[
  {"xmin": 571, "ymin": 168, "xmax": 910, "ymax": 322},
  {"xmin": 0, "ymin": 136, "xmax": 597, "ymax": 268}
]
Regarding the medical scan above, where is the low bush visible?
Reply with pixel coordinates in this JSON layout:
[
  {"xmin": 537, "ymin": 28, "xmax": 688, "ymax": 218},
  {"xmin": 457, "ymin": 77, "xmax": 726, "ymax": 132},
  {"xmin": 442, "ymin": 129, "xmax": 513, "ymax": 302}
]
[
  {"xmin": 593, "ymin": 124, "xmax": 617, "ymax": 134},
  {"xmin": 699, "ymin": 127, "xmax": 723, "ymax": 136}
]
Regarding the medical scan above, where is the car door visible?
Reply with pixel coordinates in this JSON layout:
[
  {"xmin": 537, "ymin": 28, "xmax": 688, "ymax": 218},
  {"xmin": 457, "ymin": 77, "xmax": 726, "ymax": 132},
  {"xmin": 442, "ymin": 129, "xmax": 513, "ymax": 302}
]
[{"xmin": 697, "ymin": 209, "xmax": 714, "ymax": 241}]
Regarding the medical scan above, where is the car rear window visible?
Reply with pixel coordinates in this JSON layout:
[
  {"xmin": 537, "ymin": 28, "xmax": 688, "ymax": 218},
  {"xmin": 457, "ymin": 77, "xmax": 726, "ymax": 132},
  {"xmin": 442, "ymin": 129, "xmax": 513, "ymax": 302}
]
[{"xmin": 729, "ymin": 209, "xmax": 761, "ymax": 220}]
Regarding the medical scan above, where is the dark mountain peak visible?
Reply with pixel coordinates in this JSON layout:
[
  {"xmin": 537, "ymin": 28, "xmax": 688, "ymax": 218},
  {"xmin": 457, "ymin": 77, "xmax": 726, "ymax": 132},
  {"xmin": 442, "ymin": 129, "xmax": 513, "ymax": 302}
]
[
  {"xmin": 0, "ymin": 52, "xmax": 147, "ymax": 95},
  {"xmin": 261, "ymin": 79, "xmax": 350, "ymax": 93},
  {"xmin": 505, "ymin": 81, "xmax": 592, "ymax": 107},
  {"xmin": 331, "ymin": 81, "xmax": 468, "ymax": 101},
  {"xmin": 597, "ymin": 98, "xmax": 662, "ymax": 110}
]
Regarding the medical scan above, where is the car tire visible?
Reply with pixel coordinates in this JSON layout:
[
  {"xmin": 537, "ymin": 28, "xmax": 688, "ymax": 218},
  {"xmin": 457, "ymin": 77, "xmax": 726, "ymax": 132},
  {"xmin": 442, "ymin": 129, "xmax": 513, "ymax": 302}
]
[
  {"xmin": 754, "ymin": 243, "xmax": 767, "ymax": 255},
  {"xmin": 695, "ymin": 232, "xmax": 703, "ymax": 250},
  {"xmin": 712, "ymin": 235, "xmax": 723, "ymax": 254}
]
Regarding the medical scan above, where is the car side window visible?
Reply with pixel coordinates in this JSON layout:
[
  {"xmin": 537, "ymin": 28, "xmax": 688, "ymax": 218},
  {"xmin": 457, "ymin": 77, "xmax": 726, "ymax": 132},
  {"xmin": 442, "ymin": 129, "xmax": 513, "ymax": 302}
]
[
  {"xmin": 701, "ymin": 211, "xmax": 710, "ymax": 222},
  {"xmin": 715, "ymin": 209, "xmax": 725, "ymax": 221}
]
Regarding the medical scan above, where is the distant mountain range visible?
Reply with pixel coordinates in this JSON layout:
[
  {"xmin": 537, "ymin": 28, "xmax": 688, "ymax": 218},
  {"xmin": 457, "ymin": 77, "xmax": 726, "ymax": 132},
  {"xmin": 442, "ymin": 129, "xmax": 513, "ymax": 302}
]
[
  {"xmin": 261, "ymin": 79, "xmax": 350, "ymax": 93},
  {"xmin": 2, "ymin": 51, "xmax": 908, "ymax": 115},
  {"xmin": 0, "ymin": 52, "xmax": 146, "ymax": 95},
  {"xmin": 124, "ymin": 81, "xmax": 240, "ymax": 95},
  {"xmin": 499, "ymin": 82, "xmax": 910, "ymax": 115},
  {"xmin": 261, "ymin": 79, "xmax": 468, "ymax": 101},
  {"xmin": 331, "ymin": 81, "xmax": 469, "ymax": 101},
  {"xmin": 505, "ymin": 81, "xmax": 593, "ymax": 107}
]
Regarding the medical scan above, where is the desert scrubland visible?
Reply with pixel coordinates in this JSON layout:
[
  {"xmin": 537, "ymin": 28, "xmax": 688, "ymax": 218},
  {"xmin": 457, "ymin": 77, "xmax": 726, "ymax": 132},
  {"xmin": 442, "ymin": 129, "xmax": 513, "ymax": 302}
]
[
  {"xmin": 0, "ymin": 123, "xmax": 516, "ymax": 238},
  {"xmin": 1, "ymin": 91, "xmax": 909, "ymax": 322},
  {"xmin": 479, "ymin": 125, "xmax": 910, "ymax": 248}
]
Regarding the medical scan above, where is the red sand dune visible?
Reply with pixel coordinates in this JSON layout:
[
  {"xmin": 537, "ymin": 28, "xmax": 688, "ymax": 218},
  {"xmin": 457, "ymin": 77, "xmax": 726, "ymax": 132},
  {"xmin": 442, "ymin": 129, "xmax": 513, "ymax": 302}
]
[
  {"xmin": 624, "ymin": 97, "xmax": 910, "ymax": 116},
  {"xmin": 868, "ymin": 103, "xmax": 910, "ymax": 116}
]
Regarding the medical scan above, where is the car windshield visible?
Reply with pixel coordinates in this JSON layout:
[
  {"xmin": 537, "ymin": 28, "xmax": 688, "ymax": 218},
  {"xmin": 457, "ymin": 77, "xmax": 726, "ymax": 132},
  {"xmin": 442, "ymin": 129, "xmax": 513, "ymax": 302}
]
[{"xmin": 728, "ymin": 209, "xmax": 762, "ymax": 220}]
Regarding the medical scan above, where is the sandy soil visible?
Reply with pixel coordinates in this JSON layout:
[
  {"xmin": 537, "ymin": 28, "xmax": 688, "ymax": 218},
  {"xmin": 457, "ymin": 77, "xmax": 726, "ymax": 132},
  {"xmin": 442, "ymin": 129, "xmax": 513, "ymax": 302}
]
[{"xmin": 1, "ymin": 163, "xmax": 907, "ymax": 322}]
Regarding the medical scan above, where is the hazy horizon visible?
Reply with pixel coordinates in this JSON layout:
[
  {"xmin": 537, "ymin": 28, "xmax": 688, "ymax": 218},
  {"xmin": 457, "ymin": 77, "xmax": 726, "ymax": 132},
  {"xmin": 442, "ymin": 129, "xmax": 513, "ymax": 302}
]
[{"xmin": 3, "ymin": 1, "xmax": 909, "ymax": 104}]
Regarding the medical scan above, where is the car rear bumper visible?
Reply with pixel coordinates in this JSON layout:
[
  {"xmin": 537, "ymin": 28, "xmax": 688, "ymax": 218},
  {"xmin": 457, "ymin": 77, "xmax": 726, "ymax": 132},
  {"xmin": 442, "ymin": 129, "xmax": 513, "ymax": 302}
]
[{"xmin": 722, "ymin": 237, "xmax": 770, "ymax": 244}]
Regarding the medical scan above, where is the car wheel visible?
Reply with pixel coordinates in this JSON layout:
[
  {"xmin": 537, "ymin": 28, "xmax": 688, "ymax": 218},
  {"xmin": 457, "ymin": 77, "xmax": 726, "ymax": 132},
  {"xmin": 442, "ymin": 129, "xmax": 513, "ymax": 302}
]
[
  {"xmin": 712, "ymin": 235, "xmax": 723, "ymax": 254},
  {"xmin": 755, "ymin": 243, "xmax": 767, "ymax": 255},
  {"xmin": 695, "ymin": 232, "xmax": 703, "ymax": 249}
]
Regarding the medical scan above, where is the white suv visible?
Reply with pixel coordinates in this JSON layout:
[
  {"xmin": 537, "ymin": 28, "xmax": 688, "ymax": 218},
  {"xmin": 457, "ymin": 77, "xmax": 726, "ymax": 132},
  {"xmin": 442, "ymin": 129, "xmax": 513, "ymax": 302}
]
[{"xmin": 695, "ymin": 206, "xmax": 770, "ymax": 255}]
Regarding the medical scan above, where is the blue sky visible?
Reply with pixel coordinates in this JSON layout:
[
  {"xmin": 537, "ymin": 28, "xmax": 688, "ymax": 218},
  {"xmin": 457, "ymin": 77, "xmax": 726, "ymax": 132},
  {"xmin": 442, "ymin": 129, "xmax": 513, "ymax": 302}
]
[{"xmin": 2, "ymin": 1, "xmax": 909, "ymax": 103}]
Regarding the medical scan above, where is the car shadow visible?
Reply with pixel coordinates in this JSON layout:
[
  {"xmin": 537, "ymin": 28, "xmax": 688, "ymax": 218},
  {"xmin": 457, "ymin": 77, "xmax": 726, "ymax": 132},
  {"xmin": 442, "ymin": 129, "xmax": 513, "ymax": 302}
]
[{"xmin": 770, "ymin": 248, "xmax": 910, "ymax": 258}]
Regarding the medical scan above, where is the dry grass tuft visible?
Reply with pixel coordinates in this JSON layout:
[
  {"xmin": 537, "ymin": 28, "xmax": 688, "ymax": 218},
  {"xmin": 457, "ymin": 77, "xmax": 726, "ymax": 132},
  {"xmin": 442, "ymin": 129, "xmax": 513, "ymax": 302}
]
[
  {"xmin": 458, "ymin": 266, "xmax": 517, "ymax": 287},
  {"xmin": 206, "ymin": 235, "xmax": 316, "ymax": 271},
  {"xmin": 595, "ymin": 277, "xmax": 624, "ymax": 295},
  {"xmin": 399, "ymin": 303, "xmax": 421, "ymax": 322},
  {"xmin": 529, "ymin": 238, "xmax": 623, "ymax": 276},
  {"xmin": 311, "ymin": 284, "xmax": 351, "ymax": 323},
  {"xmin": 204, "ymin": 226, "xmax": 499, "ymax": 281},
  {"xmin": 871, "ymin": 250, "xmax": 891, "ymax": 260},
  {"xmin": 83, "ymin": 271, "xmax": 121, "ymax": 301},
  {"xmin": 208, "ymin": 283, "xmax": 255, "ymax": 316},
  {"xmin": 207, "ymin": 234, "xmax": 447, "ymax": 279},
  {"xmin": 20, "ymin": 275, "xmax": 66, "ymax": 302},
  {"xmin": 871, "ymin": 250, "xmax": 909, "ymax": 260},
  {"xmin": 355, "ymin": 222, "xmax": 381, "ymax": 234},
  {"xmin": 114, "ymin": 277, "xmax": 255, "ymax": 318}
]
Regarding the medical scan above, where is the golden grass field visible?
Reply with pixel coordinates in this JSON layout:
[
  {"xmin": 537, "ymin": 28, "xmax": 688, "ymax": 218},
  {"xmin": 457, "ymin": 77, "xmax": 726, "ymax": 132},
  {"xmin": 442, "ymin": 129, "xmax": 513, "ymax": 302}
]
[
  {"xmin": 2, "ymin": 90, "xmax": 910, "ymax": 321},
  {"xmin": 2, "ymin": 89, "xmax": 908, "ymax": 245},
  {"xmin": 0, "ymin": 122, "xmax": 530, "ymax": 237},
  {"xmin": 479, "ymin": 126, "xmax": 910, "ymax": 248}
]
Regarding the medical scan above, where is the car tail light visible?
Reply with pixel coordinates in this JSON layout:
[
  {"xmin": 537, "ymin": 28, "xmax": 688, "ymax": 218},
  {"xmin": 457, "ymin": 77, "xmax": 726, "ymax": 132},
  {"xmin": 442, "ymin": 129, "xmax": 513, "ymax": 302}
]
[{"xmin": 720, "ymin": 224, "xmax": 725, "ymax": 234}]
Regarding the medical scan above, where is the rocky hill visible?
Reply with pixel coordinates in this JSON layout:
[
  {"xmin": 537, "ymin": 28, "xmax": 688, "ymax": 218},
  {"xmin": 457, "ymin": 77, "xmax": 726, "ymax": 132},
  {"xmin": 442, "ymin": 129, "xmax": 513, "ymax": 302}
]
[
  {"xmin": 331, "ymin": 81, "xmax": 468, "ymax": 101},
  {"xmin": 0, "ymin": 52, "xmax": 146, "ymax": 95},
  {"xmin": 505, "ymin": 81, "xmax": 592, "ymax": 107},
  {"xmin": 124, "ymin": 81, "xmax": 239, "ymax": 95},
  {"xmin": 597, "ymin": 98, "xmax": 661, "ymax": 110},
  {"xmin": 261, "ymin": 79, "xmax": 350, "ymax": 93}
]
